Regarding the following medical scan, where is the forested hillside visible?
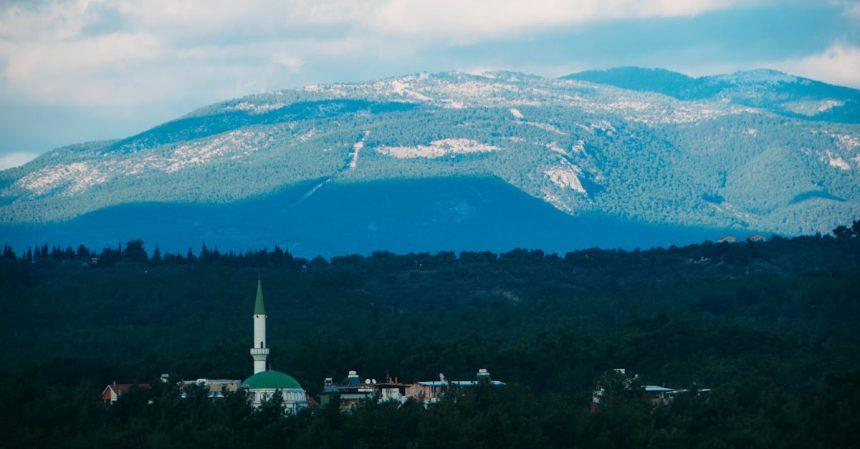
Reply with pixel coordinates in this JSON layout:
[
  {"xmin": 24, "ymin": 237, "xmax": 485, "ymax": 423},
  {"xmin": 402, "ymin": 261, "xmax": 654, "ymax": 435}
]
[
  {"xmin": 0, "ymin": 224, "xmax": 858, "ymax": 448},
  {"xmin": 2, "ymin": 70, "xmax": 858, "ymax": 254}
]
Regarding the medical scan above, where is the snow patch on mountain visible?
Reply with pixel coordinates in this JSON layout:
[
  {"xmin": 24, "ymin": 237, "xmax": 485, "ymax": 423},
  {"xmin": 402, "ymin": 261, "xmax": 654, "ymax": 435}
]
[
  {"xmin": 578, "ymin": 121, "xmax": 616, "ymax": 135},
  {"xmin": 302, "ymin": 83, "xmax": 348, "ymax": 97},
  {"xmin": 544, "ymin": 163, "xmax": 586, "ymax": 194},
  {"xmin": 824, "ymin": 151, "xmax": 852, "ymax": 170},
  {"xmin": 383, "ymin": 79, "xmax": 433, "ymax": 102},
  {"xmin": 13, "ymin": 129, "xmax": 278, "ymax": 196},
  {"xmin": 164, "ymin": 130, "xmax": 274, "ymax": 173},
  {"xmin": 782, "ymin": 99, "xmax": 845, "ymax": 116},
  {"xmin": 227, "ymin": 101, "xmax": 288, "ymax": 114},
  {"xmin": 377, "ymin": 138, "xmax": 500, "ymax": 159},
  {"xmin": 349, "ymin": 131, "xmax": 369, "ymax": 170},
  {"xmin": 830, "ymin": 132, "xmax": 860, "ymax": 150},
  {"xmin": 546, "ymin": 142, "xmax": 567, "ymax": 156},
  {"xmin": 17, "ymin": 162, "xmax": 108, "ymax": 196}
]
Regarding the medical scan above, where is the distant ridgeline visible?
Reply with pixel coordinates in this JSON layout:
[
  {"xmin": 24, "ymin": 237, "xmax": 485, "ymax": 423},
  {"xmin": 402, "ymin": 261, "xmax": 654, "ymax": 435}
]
[
  {"xmin": 0, "ymin": 224, "xmax": 858, "ymax": 448},
  {"xmin": 565, "ymin": 67, "xmax": 860, "ymax": 123},
  {"xmin": 1, "ymin": 68, "xmax": 858, "ymax": 255}
]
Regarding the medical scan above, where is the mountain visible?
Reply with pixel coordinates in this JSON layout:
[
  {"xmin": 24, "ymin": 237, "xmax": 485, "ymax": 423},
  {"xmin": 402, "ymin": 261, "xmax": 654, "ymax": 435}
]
[
  {"xmin": 566, "ymin": 67, "xmax": 860, "ymax": 123},
  {"xmin": 0, "ymin": 69, "xmax": 858, "ymax": 255}
]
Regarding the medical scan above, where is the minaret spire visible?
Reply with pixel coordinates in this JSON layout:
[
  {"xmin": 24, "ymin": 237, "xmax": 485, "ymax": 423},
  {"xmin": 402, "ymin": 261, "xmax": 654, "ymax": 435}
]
[
  {"xmin": 250, "ymin": 277, "xmax": 269, "ymax": 374},
  {"xmin": 254, "ymin": 277, "xmax": 265, "ymax": 315}
]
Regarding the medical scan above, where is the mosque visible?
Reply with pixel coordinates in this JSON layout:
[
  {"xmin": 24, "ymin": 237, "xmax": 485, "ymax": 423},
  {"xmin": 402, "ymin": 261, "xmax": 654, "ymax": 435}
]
[{"xmin": 243, "ymin": 279, "xmax": 309, "ymax": 413}]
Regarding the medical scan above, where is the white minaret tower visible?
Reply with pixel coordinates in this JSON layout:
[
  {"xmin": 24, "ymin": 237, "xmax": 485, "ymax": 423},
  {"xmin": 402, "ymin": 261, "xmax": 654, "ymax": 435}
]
[{"xmin": 250, "ymin": 278, "xmax": 269, "ymax": 374}]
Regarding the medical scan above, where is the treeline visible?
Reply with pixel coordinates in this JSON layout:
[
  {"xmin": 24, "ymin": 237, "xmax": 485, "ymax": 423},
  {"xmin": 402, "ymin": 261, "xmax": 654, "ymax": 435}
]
[
  {"xmin": 1, "ymin": 241, "xmax": 297, "ymax": 267},
  {"xmin": 5, "ymin": 219, "xmax": 860, "ymax": 275},
  {"xmin": 0, "ymin": 223, "xmax": 858, "ymax": 448}
]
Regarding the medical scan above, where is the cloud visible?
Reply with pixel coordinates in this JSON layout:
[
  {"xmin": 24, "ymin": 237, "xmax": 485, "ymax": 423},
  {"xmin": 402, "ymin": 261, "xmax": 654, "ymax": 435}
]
[
  {"xmin": 271, "ymin": 52, "xmax": 302, "ymax": 73},
  {"xmin": 0, "ymin": 151, "xmax": 38, "ymax": 170},
  {"xmin": 0, "ymin": 1, "xmax": 381, "ymax": 108},
  {"xmin": 775, "ymin": 43, "xmax": 860, "ymax": 88},
  {"xmin": 369, "ymin": 0, "xmax": 749, "ymax": 42},
  {"xmin": 0, "ymin": 0, "xmax": 749, "ymax": 76}
]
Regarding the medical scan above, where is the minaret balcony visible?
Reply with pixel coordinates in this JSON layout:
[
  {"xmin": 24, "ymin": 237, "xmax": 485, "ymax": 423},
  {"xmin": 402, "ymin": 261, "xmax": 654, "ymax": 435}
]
[{"xmin": 250, "ymin": 348, "xmax": 270, "ymax": 358}]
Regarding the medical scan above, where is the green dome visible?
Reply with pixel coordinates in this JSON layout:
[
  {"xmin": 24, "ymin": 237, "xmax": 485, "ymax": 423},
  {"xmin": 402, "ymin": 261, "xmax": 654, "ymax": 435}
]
[{"xmin": 243, "ymin": 370, "xmax": 303, "ymax": 390}]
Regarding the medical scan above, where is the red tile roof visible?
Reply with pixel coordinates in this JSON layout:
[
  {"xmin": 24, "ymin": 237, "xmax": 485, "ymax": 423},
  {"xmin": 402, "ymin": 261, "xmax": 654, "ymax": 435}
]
[{"xmin": 104, "ymin": 383, "xmax": 151, "ymax": 394}]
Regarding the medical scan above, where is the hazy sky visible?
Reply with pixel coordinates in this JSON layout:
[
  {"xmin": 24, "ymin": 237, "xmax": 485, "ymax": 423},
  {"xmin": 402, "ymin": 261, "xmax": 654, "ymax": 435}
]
[{"xmin": 1, "ymin": 0, "xmax": 859, "ymax": 168}]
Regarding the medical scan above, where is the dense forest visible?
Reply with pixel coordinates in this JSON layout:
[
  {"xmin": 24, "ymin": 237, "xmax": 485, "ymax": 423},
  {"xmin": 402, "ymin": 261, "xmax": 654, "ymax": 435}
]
[{"xmin": 0, "ymin": 223, "xmax": 858, "ymax": 448}]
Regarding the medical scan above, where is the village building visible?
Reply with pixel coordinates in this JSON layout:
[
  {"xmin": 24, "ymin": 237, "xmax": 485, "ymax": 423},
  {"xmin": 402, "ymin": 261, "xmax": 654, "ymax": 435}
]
[
  {"xmin": 591, "ymin": 369, "xmax": 709, "ymax": 410},
  {"xmin": 320, "ymin": 368, "xmax": 505, "ymax": 409},
  {"xmin": 642, "ymin": 385, "xmax": 711, "ymax": 405},
  {"xmin": 320, "ymin": 370, "xmax": 411, "ymax": 410},
  {"xmin": 407, "ymin": 369, "xmax": 505, "ymax": 404},
  {"xmin": 101, "ymin": 382, "xmax": 150, "ymax": 404},
  {"xmin": 179, "ymin": 378, "xmax": 243, "ymax": 398}
]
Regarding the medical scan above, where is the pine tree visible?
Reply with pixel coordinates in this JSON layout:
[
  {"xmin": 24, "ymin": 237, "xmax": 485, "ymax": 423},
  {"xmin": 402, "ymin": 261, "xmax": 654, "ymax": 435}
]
[
  {"xmin": 123, "ymin": 240, "xmax": 147, "ymax": 262},
  {"xmin": 151, "ymin": 246, "xmax": 162, "ymax": 265},
  {"xmin": 1, "ymin": 244, "xmax": 15, "ymax": 259},
  {"xmin": 76, "ymin": 245, "xmax": 90, "ymax": 260}
]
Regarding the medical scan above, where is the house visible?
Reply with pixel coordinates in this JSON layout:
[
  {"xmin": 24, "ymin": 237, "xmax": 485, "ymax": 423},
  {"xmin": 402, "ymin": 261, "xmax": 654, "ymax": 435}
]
[
  {"xmin": 642, "ymin": 385, "xmax": 676, "ymax": 405},
  {"xmin": 179, "ymin": 378, "xmax": 243, "ymax": 398},
  {"xmin": 591, "ymin": 369, "xmax": 709, "ymax": 410},
  {"xmin": 643, "ymin": 386, "xmax": 711, "ymax": 405},
  {"xmin": 101, "ymin": 382, "xmax": 151, "ymax": 404},
  {"xmin": 407, "ymin": 369, "xmax": 505, "ymax": 405},
  {"xmin": 717, "ymin": 235, "xmax": 738, "ymax": 243},
  {"xmin": 320, "ymin": 370, "xmax": 411, "ymax": 411},
  {"xmin": 320, "ymin": 368, "xmax": 505, "ymax": 410}
]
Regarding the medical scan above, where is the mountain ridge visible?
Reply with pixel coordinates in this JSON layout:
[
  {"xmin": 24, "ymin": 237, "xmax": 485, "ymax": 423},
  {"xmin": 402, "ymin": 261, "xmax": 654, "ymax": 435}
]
[
  {"xmin": 0, "ymin": 67, "xmax": 857, "ymax": 253},
  {"xmin": 565, "ymin": 66, "xmax": 860, "ymax": 123}
]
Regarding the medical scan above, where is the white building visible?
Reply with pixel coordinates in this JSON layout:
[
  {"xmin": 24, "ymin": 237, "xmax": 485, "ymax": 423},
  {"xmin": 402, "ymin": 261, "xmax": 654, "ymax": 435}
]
[
  {"xmin": 407, "ymin": 369, "xmax": 505, "ymax": 405},
  {"xmin": 179, "ymin": 378, "xmax": 242, "ymax": 398}
]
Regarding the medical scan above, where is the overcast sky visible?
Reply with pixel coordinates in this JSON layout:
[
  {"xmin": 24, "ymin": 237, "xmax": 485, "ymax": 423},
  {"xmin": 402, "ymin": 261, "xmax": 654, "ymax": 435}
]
[{"xmin": 1, "ymin": 0, "xmax": 859, "ymax": 168}]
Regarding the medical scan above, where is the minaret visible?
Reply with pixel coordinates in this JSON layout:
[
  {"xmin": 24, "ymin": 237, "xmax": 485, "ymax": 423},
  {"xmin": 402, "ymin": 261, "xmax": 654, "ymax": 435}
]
[{"xmin": 249, "ymin": 278, "xmax": 269, "ymax": 374}]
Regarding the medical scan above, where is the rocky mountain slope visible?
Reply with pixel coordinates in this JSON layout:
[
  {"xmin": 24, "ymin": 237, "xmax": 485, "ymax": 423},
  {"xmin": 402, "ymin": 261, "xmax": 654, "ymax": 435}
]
[{"xmin": 0, "ymin": 69, "xmax": 857, "ymax": 254}]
